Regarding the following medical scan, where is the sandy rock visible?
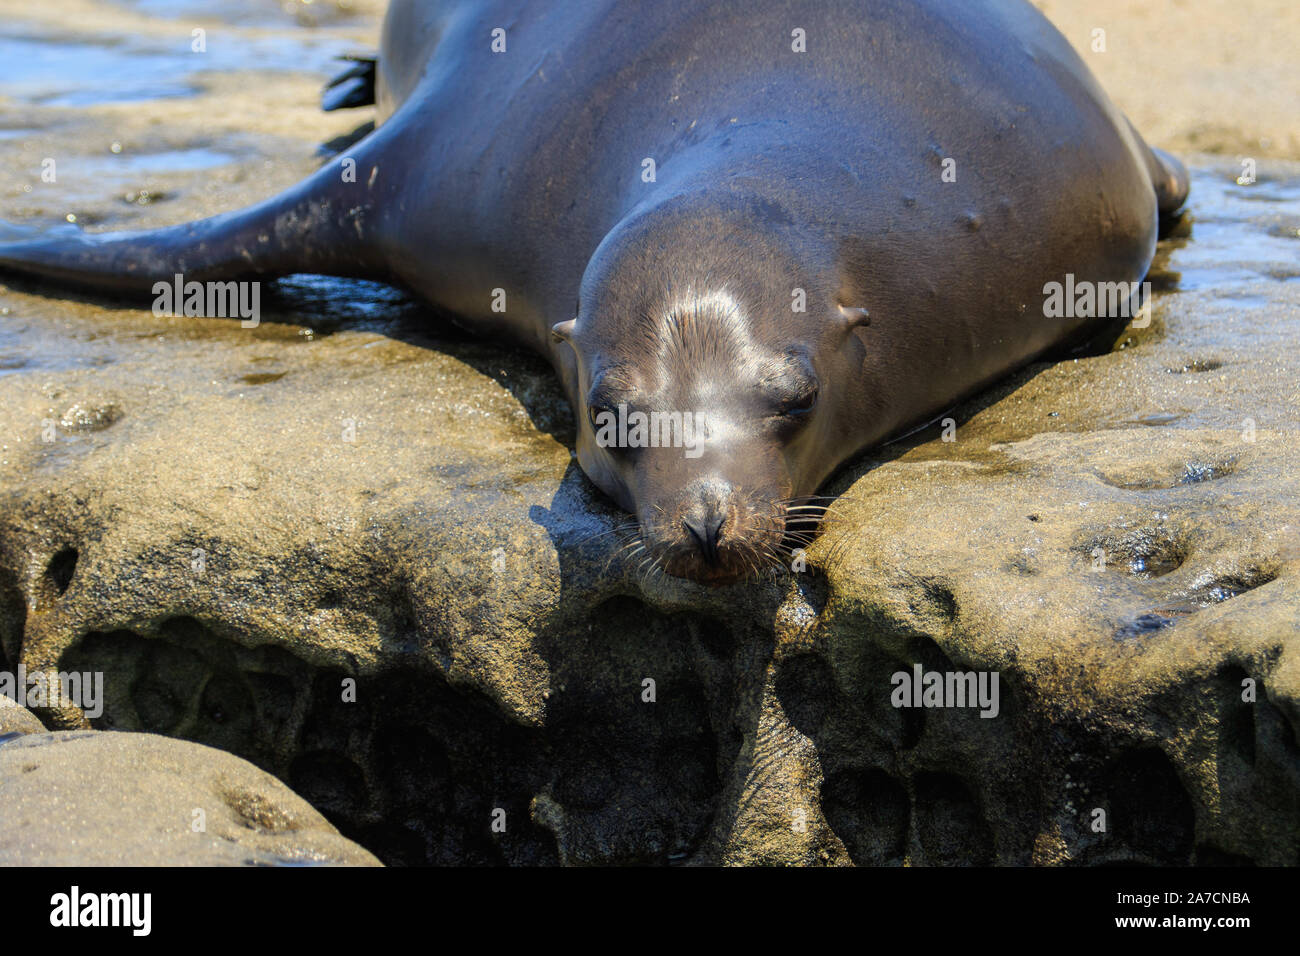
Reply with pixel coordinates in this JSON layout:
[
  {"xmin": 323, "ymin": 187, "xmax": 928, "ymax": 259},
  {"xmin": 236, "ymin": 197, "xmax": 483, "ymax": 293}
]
[
  {"xmin": 0, "ymin": 730, "xmax": 381, "ymax": 865},
  {"xmin": 0, "ymin": 694, "xmax": 45, "ymax": 736}
]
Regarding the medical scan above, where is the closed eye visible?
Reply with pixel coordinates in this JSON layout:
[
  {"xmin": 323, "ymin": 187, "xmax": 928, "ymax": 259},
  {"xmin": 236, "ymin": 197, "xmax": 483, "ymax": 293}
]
[
  {"xmin": 782, "ymin": 387, "xmax": 819, "ymax": 416},
  {"xmin": 588, "ymin": 402, "xmax": 618, "ymax": 430}
]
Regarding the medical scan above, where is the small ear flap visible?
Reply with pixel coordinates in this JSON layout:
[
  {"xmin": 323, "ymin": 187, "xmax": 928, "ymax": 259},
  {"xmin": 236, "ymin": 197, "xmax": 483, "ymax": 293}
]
[
  {"xmin": 550, "ymin": 318, "xmax": 576, "ymax": 343},
  {"xmin": 837, "ymin": 305, "xmax": 870, "ymax": 330}
]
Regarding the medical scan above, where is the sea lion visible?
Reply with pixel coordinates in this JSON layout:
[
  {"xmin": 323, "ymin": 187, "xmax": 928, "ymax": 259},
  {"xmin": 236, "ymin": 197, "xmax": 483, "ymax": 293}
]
[{"xmin": 0, "ymin": 0, "xmax": 1188, "ymax": 584}]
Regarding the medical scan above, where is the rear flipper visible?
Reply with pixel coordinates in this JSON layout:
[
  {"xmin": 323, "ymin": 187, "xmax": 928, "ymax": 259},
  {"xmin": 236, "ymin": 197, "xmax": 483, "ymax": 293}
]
[
  {"xmin": 1148, "ymin": 146, "xmax": 1190, "ymax": 224},
  {"xmin": 323, "ymin": 55, "xmax": 377, "ymax": 112},
  {"xmin": 1125, "ymin": 118, "xmax": 1190, "ymax": 232}
]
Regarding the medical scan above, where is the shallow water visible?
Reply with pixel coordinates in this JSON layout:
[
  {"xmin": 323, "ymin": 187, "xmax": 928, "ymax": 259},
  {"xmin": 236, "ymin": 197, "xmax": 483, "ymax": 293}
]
[
  {"xmin": 113, "ymin": 0, "xmax": 372, "ymax": 28},
  {"xmin": 28, "ymin": 148, "xmax": 249, "ymax": 208},
  {"xmin": 0, "ymin": 17, "xmax": 362, "ymax": 107},
  {"xmin": 1168, "ymin": 171, "xmax": 1300, "ymax": 292}
]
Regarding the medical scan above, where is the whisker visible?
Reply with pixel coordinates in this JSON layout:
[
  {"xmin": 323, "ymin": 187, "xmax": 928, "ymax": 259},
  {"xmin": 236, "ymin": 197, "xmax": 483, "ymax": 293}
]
[{"xmin": 576, "ymin": 525, "xmax": 639, "ymax": 547}]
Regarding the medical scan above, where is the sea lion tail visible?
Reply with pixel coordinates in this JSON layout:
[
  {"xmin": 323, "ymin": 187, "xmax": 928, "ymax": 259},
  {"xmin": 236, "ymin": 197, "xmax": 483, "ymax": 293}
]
[{"xmin": 0, "ymin": 142, "xmax": 391, "ymax": 298}]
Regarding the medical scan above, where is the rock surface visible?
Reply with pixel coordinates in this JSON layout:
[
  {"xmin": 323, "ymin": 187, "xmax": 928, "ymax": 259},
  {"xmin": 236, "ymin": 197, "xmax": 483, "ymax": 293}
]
[
  {"xmin": 0, "ymin": 731, "xmax": 381, "ymax": 865},
  {"xmin": 0, "ymin": 0, "xmax": 1296, "ymax": 865},
  {"xmin": 0, "ymin": 694, "xmax": 45, "ymax": 736}
]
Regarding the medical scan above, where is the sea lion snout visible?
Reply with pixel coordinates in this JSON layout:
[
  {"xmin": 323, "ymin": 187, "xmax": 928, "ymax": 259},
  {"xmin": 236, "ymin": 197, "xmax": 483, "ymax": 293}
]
[
  {"xmin": 638, "ymin": 475, "xmax": 791, "ymax": 584},
  {"xmin": 682, "ymin": 511, "xmax": 725, "ymax": 564},
  {"xmin": 680, "ymin": 480, "xmax": 731, "ymax": 565}
]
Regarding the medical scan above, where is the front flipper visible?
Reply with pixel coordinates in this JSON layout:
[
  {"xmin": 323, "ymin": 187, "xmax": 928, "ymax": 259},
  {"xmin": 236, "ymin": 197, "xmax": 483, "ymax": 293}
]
[
  {"xmin": 0, "ymin": 125, "xmax": 401, "ymax": 297},
  {"xmin": 0, "ymin": 220, "xmax": 80, "ymax": 244}
]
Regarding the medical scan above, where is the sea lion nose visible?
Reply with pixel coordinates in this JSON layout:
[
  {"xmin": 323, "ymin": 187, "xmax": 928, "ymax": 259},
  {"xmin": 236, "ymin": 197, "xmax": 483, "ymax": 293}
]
[{"xmin": 683, "ymin": 512, "xmax": 726, "ymax": 564}]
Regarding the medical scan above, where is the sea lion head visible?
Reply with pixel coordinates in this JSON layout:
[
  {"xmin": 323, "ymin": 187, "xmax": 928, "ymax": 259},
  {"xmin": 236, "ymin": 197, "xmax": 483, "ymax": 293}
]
[{"xmin": 553, "ymin": 203, "xmax": 870, "ymax": 585}]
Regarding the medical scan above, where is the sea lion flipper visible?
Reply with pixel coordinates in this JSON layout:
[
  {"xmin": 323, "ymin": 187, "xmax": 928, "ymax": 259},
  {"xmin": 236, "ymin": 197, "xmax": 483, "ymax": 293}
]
[
  {"xmin": 0, "ymin": 137, "xmax": 394, "ymax": 297},
  {"xmin": 0, "ymin": 220, "xmax": 80, "ymax": 244},
  {"xmin": 1124, "ymin": 119, "xmax": 1190, "ymax": 222},
  {"xmin": 1149, "ymin": 146, "xmax": 1191, "ymax": 219},
  {"xmin": 323, "ymin": 55, "xmax": 377, "ymax": 112}
]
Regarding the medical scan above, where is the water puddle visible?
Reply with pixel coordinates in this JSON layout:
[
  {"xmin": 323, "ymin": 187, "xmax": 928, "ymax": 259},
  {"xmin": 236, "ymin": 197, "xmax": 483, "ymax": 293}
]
[
  {"xmin": 81, "ymin": 147, "xmax": 240, "ymax": 175},
  {"xmin": 0, "ymin": 312, "xmax": 120, "ymax": 378},
  {"xmin": 9, "ymin": 146, "xmax": 245, "ymax": 207},
  {"xmin": 1160, "ymin": 164, "xmax": 1300, "ymax": 293},
  {"xmin": 268, "ymin": 274, "xmax": 426, "ymax": 326},
  {"xmin": 0, "ymin": 26, "xmax": 360, "ymax": 107},
  {"xmin": 0, "ymin": 32, "xmax": 199, "ymax": 105},
  {"xmin": 112, "ymin": 0, "xmax": 370, "ymax": 28}
]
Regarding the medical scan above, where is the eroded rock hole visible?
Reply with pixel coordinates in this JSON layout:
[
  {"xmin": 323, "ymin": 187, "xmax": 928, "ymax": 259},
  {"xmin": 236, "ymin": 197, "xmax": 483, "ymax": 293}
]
[
  {"xmin": 1217, "ymin": 666, "xmax": 1257, "ymax": 768},
  {"xmin": 914, "ymin": 772, "xmax": 994, "ymax": 865},
  {"xmin": 821, "ymin": 766, "xmax": 908, "ymax": 865},
  {"xmin": 775, "ymin": 653, "xmax": 836, "ymax": 738},
  {"xmin": 1102, "ymin": 748, "xmax": 1194, "ymax": 863},
  {"xmin": 44, "ymin": 548, "xmax": 78, "ymax": 596}
]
